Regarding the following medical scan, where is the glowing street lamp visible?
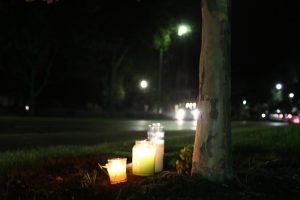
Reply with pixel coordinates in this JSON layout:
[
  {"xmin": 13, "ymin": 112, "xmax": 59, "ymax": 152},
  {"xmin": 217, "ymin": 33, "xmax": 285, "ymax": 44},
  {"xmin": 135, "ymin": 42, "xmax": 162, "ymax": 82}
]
[
  {"xmin": 140, "ymin": 80, "xmax": 149, "ymax": 112},
  {"xmin": 242, "ymin": 100, "xmax": 247, "ymax": 105},
  {"xmin": 276, "ymin": 109, "xmax": 281, "ymax": 114},
  {"xmin": 275, "ymin": 83, "xmax": 282, "ymax": 90},
  {"xmin": 289, "ymin": 92, "xmax": 294, "ymax": 98},
  {"xmin": 140, "ymin": 80, "xmax": 148, "ymax": 89},
  {"xmin": 177, "ymin": 24, "xmax": 192, "ymax": 37},
  {"xmin": 155, "ymin": 24, "xmax": 191, "ymax": 114}
]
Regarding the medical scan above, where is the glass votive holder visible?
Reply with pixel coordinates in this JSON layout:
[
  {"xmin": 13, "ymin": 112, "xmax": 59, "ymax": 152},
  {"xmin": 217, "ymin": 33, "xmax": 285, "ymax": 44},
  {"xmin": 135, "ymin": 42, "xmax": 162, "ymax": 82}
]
[{"xmin": 106, "ymin": 158, "xmax": 127, "ymax": 184}]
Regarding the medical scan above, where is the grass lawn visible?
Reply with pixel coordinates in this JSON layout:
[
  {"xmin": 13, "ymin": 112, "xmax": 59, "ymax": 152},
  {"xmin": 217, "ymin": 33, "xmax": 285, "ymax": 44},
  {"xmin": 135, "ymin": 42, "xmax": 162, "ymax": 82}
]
[{"xmin": 0, "ymin": 121, "xmax": 300, "ymax": 199}]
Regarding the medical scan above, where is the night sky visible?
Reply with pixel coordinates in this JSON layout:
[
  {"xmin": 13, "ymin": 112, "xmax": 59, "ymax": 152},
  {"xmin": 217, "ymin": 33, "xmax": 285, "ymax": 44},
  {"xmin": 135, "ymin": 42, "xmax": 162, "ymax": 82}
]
[
  {"xmin": 0, "ymin": 0, "xmax": 299, "ymax": 114},
  {"xmin": 232, "ymin": 0, "xmax": 300, "ymax": 104}
]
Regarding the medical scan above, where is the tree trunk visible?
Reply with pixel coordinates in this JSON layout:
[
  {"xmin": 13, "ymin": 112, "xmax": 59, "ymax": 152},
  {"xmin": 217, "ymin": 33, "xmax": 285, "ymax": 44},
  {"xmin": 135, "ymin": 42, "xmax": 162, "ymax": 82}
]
[
  {"xmin": 108, "ymin": 48, "xmax": 128, "ymax": 112},
  {"xmin": 191, "ymin": 0, "xmax": 232, "ymax": 181},
  {"xmin": 28, "ymin": 65, "xmax": 37, "ymax": 116},
  {"xmin": 157, "ymin": 49, "xmax": 163, "ymax": 113},
  {"xmin": 25, "ymin": 43, "xmax": 57, "ymax": 116}
]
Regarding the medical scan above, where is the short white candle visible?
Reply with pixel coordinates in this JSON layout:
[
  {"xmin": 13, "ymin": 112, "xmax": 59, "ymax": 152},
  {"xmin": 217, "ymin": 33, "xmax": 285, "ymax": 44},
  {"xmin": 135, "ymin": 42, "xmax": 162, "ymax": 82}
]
[{"xmin": 152, "ymin": 138, "xmax": 164, "ymax": 172}]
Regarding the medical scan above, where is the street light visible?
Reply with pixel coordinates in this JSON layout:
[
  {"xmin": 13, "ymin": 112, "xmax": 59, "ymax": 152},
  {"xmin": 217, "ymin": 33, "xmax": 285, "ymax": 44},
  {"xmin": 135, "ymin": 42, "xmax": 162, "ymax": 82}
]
[
  {"xmin": 140, "ymin": 80, "xmax": 148, "ymax": 89},
  {"xmin": 275, "ymin": 83, "xmax": 282, "ymax": 90},
  {"xmin": 289, "ymin": 92, "xmax": 294, "ymax": 98},
  {"xmin": 140, "ymin": 80, "xmax": 149, "ymax": 112},
  {"xmin": 242, "ymin": 99, "xmax": 247, "ymax": 105},
  {"xmin": 176, "ymin": 24, "xmax": 192, "ymax": 116},
  {"xmin": 276, "ymin": 109, "xmax": 281, "ymax": 114},
  {"xmin": 177, "ymin": 24, "xmax": 192, "ymax": 37},
  {"xmin": 156, "ymin": 24, "xmax": 191, "ymax": 114}
]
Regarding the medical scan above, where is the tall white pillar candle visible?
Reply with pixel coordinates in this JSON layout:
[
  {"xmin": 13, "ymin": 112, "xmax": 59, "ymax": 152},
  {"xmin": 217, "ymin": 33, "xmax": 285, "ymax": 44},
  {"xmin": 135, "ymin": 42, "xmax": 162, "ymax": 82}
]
[{"xmin": 152, "ymin": 139, "xmax": 164, "ymax": 172}]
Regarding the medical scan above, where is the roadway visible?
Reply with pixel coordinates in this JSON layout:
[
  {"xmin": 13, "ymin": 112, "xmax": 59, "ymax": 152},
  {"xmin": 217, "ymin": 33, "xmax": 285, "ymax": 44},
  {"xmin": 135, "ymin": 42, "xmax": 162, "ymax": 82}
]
[{"xmin": 0, "ymin": 117, "xmax": 287, "ymax": 151}]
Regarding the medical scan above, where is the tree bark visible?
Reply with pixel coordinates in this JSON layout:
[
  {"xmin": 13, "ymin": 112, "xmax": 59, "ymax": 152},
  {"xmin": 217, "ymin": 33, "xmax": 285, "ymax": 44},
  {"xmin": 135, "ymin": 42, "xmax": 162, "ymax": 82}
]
[
  {"xmin": 191, "ymin": 0, "xmax": 232, "ymax": 181},
  {"xmin": 157, "ymin": 49, "xmax": 163, "ymax": 113}
]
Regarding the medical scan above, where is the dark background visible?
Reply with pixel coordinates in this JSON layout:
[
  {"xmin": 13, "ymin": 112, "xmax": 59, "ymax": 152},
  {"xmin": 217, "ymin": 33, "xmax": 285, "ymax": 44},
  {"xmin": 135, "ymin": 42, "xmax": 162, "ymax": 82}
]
[{"xmin": 0, "ymin": 0, "xmax": 299, "ymax": 118}]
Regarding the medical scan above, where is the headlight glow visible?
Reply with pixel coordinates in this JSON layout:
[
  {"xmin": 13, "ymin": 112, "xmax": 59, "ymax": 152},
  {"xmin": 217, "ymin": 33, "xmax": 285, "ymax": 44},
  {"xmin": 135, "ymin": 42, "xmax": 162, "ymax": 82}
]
[
  {"xmin": 293, "ymin": 117, "xmax": 300, "ymax": 124},
  {"xmin": 192, "ymin": 109, "xmax": 200, "ymax": 120},
  {"xmin": 175, "ymin": 109, "xmax": 186, "ymax": 121}
]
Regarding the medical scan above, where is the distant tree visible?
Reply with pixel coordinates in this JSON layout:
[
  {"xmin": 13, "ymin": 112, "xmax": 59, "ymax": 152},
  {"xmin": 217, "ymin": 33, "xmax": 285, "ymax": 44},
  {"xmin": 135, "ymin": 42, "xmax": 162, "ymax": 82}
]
[
  {"xmin": 271, "ymin": 88, "xmax": 283, "ymax": 103},
  {"xmin": 107, "ymin": 40, "xmax": 129, "ymax": 111},
  {"xmin": 16, "ymin": 30, "xmax": 58, "ymax": 115},
  {"xmin": 153, "ymin": 24, "xmax": 173, "ymax": 112},
  {"xmin": 153, "ymin": 27, "xmax": 172, "ymax": 53},
  {"xmin": 0, "ymin": 3, "xmax": 59, "ymax": 115},
  {"xmin": 192, "ymin": 0, "xmax": 233, "ymax": 181}
]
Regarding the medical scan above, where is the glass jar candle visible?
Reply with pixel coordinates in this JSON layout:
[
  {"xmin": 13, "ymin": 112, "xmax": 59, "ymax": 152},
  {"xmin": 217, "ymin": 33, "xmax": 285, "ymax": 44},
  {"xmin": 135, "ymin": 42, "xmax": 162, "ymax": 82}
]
[{"xmin": 132, "ymin": 140, "xmax": 155, "ymax": 176}]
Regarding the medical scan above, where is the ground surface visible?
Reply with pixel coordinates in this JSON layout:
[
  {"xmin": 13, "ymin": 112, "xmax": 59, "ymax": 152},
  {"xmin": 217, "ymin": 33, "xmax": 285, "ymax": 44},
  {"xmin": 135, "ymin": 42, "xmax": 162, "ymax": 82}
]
[
  {"xmin": 0, "ymin": 117, "xmax": 298, "ymax": 199},
  {"xmin": 1, "ymin": 154, "xmax": 300, "ymax": 200}
]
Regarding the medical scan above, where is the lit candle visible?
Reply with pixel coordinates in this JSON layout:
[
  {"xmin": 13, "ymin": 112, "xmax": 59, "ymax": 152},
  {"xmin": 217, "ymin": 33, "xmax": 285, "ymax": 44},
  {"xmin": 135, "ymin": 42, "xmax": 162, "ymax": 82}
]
[
  {"xmin": 147, "ymin": 123, "xmax": 165, "ymax": 173},
  {"xmin": 132, "ymin": 140, "xmax": 155, "ymax": 176},
  {"xmin": 151, "ymin": 138, "xmax": 164, "ymax": 172},
  {"xmin": 106, "ymin": 158, "xmax": 127, "ymax": 184}
]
